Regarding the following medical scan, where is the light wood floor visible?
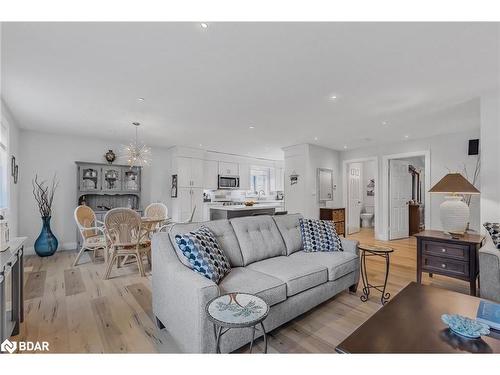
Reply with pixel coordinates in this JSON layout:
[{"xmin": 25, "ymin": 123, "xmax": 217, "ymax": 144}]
[{"xmin": 15, "ymin": 228, "xmax": 474, "ymax": 353}]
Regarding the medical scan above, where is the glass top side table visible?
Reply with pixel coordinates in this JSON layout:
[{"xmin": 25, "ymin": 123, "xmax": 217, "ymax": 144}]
[
  {"xmin": 206, "ymin": 292, "xmax": 269, "ymax": 353},
  {"xmin": 358, "ymin": 244, "xmax": 394, "ymax": 305}
]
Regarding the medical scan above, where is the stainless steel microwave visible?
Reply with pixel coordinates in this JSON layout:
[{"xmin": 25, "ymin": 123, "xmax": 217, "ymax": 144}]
[{"xmin": 218, "ymin": 175, "xmax": 240, "ymax": 189}]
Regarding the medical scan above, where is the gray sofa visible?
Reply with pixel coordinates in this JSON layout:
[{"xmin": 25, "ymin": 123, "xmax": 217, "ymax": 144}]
[
  {"xmin": 479, "ymin": 235, "xmax": 500, "ymax": 303},
  {"xmin": 152, "ymin": 213, "xmax": 360, "ymax": 353}
]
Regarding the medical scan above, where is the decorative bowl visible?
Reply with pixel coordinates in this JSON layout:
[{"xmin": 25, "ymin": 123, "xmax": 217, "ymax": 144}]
[
  {"xmin": 244, "ymin": 201, "xmax": 255, "ymax": 206},
  {"xmin": 441, "ymin": 314, "xmax": 490, "ymax": 339}
]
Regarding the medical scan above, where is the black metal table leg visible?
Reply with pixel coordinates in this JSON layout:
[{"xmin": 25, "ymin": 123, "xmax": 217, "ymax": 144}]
[
  {"xmin": 260, "ymin": 322, "xmax": 267, "ymax": 353},
  {"xmin": 215, "ymin": 325, "xmax": 223, "ymax": 353},
  {"xmin": 249, "ymin": 326, "xmax": 256, "ymax": 353},
  {"xmin": 359, "ymin": 247, "xmax": 393, "ymax": 305}
]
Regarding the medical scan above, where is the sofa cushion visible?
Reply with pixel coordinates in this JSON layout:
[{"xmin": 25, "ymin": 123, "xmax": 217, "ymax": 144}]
[
  {"xmin": 247, "ymin": 256, "xmax": 328, "ymax": 296},
  {"xmin": 290, "ymin": 250, "xmax": 359, "ymax": 281},
  {"xmin": 230, "ymin": 216, "xmax": 286, "ymax": 266},
  {"xmin": 218, "ymin": 267, "xmax": 287, "ymax": 306},
  {"xmin": 273, "ymin": 213, "xmax": 304, "ymax": 255},
  {"xmin": 174, "ymin": 226, "xmax": 231, "ymax": 284},
  {"xmin": 299, "ymin": 218, "xmax": 343, "ymax": 252},
  {"xmin": 169, "ymin": 219, "xmax": 244, "ymax": 267}
]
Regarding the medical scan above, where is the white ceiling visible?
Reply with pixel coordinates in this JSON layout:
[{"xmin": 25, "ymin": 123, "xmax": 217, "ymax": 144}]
[{"xmin": 2, "ymin": 22, "xmax": 498, "ymax": 160}]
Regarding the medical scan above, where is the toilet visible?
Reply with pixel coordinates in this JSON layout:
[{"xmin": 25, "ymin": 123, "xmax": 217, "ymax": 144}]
[{"xmin": 360, "ymin": 206, "xmax": 374, "ymax": 228}]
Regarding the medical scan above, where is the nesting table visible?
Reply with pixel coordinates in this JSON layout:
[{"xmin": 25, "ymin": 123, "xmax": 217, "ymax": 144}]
[
  {"xmin": 358, "ymin": 244, "xmax": 394, "ymax": 305},
  {"xmin": 0, "ymin": 237, "xmax": 27, "ymax": 343},
  {"xmin": 206, "ymin": 292, "xmax": 269, "ymax": 353}
]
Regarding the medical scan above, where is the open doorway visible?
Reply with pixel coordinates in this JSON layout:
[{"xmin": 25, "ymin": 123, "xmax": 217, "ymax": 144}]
[
  {"xmin": 383, "ymin": 151, "xmax": 430, "ymax": 241},
  {"xmin": 343, "ymin": 157, "xmax": 378, "ymax": 241}
]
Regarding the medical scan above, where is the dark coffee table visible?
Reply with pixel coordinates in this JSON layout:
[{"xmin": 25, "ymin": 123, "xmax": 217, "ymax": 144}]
[{"xmin": 336, "ymin": 282, "xmax": 500, "ymax": 353}]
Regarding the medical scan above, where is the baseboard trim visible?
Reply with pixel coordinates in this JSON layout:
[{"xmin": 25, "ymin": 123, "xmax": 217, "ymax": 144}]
[{"xmin": 24, "ymin": 242, "xmax": 77, "ymax": 256}]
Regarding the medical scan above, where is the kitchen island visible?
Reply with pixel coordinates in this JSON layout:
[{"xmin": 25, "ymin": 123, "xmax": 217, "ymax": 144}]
[{"xmin": 209, "ymin": 204, "xmax": 282, "ymax": 220}]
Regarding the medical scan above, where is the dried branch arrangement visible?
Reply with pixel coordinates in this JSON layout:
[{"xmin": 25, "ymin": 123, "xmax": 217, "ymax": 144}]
[
  {"xmin": 32, "ymin": 174, "xmax": 59, "ymax": 217},
  {"xmin": 463, "ymin": 156, "xmax": 480, "ymax": 206}
]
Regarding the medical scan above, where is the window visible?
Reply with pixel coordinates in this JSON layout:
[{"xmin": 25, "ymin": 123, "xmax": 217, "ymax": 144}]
[
  {"xmin": 250, "ymin": 166, "xmax": 270, "ymax": 195},
  {"xmin": 0, "ymin": 121, "xmax": 8, "ymax": 209}
]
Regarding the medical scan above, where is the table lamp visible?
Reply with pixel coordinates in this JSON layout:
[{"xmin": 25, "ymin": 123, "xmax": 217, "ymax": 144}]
[{"xmin": 429, "ymin": 173, "xmax": 480, "ymax": 236}]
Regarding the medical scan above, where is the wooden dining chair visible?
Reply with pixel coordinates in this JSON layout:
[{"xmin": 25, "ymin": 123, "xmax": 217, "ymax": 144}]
[
  {"xmin": 144, "ymin": 202, "xmax": 168, "ymax": 221},
  {"xmin": 73, "ymin": 205, "xmax": 108, "ymax": 266},
  {"xmin": 103, "ymin": 208, "xmax": 151, "ymax": 279}
]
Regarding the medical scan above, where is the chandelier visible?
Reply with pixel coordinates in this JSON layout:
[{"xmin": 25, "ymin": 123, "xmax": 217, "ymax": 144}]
[{"xmin": 121, "ymin": 122, "xmax": 152, "ymax": 167}]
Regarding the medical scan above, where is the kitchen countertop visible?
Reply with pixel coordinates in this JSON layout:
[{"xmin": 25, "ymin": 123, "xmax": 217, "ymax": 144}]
[{"xmin": 209, "ymin": 203, "xmax": 282, "ymax": 211}]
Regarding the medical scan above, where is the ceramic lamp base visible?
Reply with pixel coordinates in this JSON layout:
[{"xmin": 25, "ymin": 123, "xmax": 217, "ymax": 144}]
[{"xmin": 440, "ymin": 195, "xmax": 469, "ymax": 235}]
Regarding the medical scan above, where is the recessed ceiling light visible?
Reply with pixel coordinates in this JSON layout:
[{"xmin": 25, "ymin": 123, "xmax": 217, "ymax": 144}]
[
  {"xmin": 404, "ymin": 135, "xmax": 409, "ymax": 139},
  {"xmin": 330, "ymin": 95, "xmax": 338, "ymax": 101},
  {"xmin": 200, "ymin": 23, "xmax": 209, "ymax": 29},
  {"xmin": 199, "ymin": 143, "xmax": 203, "ymax": 147},
  {"xmin": 249, "ymin": 125, "xmax": 255, "ymax": 129},
  {"xmin": 382, "ymin": 121, "xmax": 388, "ymax": 126},
  {"xmin": 343, "ymin": 145, "xmax": 348, "ymax": 149},
  {"xmin": 138, "ymin": 97, "xmax": 145, "ymax": 102},
  {"xmin": 314, "ymin": 137, "xmax": 319, "ymax": 141}
]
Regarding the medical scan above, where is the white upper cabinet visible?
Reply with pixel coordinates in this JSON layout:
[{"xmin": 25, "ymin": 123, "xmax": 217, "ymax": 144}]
[
  {"xmin": 218, "ymin": 161, "xmax": 239, "ymax": 176},
  {"xmin": 269, "ymin": 167, "xmax": 285, "ymax": 192},
  {"xmin": 190, "ymin": 158, "xmax": 204, "ymax": 187},
  {"xmin": 203, "ymin": 160, "xmax": 218, "ymax": 189},
  {"xmin": 176, "ymin": 157, "xmax": 192, "ymax": 187},
  {"xmin": 176, "ymin": 157, "xmax": 204, "ymax": 188},
  {"xmin": 239, "ymin": 163, "xmax": 250, "ymax": 190},
  {"xmin": 276, "ymin": 167, "xmax": 284, "ymax": 191}
]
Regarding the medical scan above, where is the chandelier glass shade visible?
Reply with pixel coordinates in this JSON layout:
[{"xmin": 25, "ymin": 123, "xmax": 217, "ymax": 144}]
[{"xmin": 121, "ymin": 122, "xmax": 152, "ymax": 167}]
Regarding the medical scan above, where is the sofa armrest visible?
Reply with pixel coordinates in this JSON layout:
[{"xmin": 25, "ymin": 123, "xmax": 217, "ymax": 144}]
[
  {"xmin": 341, "ymin": 238, "xmax": 359, "ymax": 256},
  {"xmin": 479, "ymin": 243, "xmax": 500, "ymax": 303},
  {"xmin": 152, "ymin": 232, "xmax": 219, "ymax": 353}
]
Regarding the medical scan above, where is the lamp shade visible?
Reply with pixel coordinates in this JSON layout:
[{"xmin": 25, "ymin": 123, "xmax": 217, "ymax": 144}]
[{"xmin": 429, "ymin": 173, "xmax": 480, "ymax": 194}]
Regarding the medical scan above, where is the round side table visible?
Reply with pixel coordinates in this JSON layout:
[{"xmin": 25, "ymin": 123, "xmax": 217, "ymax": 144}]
[
  {"xmin": 206, "ymin": 292, "xmax": 270, "ymax": 354},
  {"xmin": 358, "ymin": 244, "xmax": 394, "ymax": 305}
]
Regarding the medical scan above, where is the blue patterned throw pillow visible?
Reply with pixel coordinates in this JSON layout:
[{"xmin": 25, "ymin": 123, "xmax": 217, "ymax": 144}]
[
  {"xmin": 175, "ymin": 226, "xmax": 231, "ymax": 283},
  {"xmin": 299, "ymin": 218, "xmax": 343, "ymax": 252},
  {"xmin": 483, "ymin": 222, "xmax": 500, "ymax": 249}
]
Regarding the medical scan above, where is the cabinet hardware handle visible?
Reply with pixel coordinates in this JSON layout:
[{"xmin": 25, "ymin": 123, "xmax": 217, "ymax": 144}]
[{"xmin": 441, "ymin": 264, "xmax": 446, "ymax": 268}]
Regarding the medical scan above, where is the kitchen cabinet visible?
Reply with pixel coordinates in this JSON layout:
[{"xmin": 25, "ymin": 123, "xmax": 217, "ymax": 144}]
[
  {"xmin": 218, "ymin": 161, "xmax": 239, "ymax": 176},
  {"xmin": 239, "ymin": 163, "xmax": 250, "ymax": 190},
  {"xmin": 175, "ymin": 187, "xmax": 204, "ymax": 222},
  {"xmin": 176, "ymin": 157, "xmax": 204, "ymax": 188},
  {"xmin": 203, "ymin": 160, "xmax": 218, "ymax": 189},
  {"xmin": 276, "ymin": 167, "xmax": 284, "ymax": 191},
  {"xmin": 270, "ymin": 167, "xmax": 284, "ymax": 192}
]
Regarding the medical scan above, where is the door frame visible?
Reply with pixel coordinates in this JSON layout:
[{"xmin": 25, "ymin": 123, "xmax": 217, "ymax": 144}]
[
  {"xmin": 342, "ymin": 157, "xmax": 379, "ymax": 237},
  {"xmin": 382, "ymin": 150, "xmax": 431, "ymax": 241}
]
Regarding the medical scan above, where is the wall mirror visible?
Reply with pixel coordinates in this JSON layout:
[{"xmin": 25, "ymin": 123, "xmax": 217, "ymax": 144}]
[{"xmin": 318, "ymin": 168, "xmax": 334, "ymax": 202}]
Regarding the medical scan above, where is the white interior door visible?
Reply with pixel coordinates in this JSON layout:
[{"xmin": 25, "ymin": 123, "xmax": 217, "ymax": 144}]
[
  {"xmin": 348, "ymin": 163, "xmax": 363, "ymax": 234},
  {"xmin": 389, "ymin": 159, "xmax": 412, "ymax": 239}
]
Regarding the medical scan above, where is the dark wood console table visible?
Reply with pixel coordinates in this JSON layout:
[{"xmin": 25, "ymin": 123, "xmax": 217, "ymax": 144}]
[
  {"xmin": 319, "ymin": 208, "xmax": 345, "ymax": 236},
  {"xmin": 414, "ymin": 230, "xmax": 484, "ymax": 296}
]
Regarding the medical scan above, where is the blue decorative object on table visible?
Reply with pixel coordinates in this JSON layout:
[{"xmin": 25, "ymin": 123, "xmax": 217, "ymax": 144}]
[{"xmin": 441, "ymin": 314, "xmax": 490, "ymax": 339}]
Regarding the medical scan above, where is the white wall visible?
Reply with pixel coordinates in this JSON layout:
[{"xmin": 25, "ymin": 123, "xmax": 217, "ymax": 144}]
[
  {"xmin": 1, "ymin": 99, "xmax": 21, "ymax": 237},
  {"xmin": 283, "ymin": 143, "xmax": 341, "ymax": 219},
  {"xmin": 341, "ymin": 129, "xmax": 481, "ymax": 237},
  {"xmin": 480, "ymin": 92, "xmax": 500, "ymax": 225},
  {"xmin": 18, "ymin": 130, "xmax": 172, "ymax": 253}
]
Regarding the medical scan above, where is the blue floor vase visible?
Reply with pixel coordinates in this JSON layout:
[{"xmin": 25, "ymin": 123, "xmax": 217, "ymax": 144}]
[{"xmin": 34, "ymin": 216, "xmax": 58, "ymax": 257}]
